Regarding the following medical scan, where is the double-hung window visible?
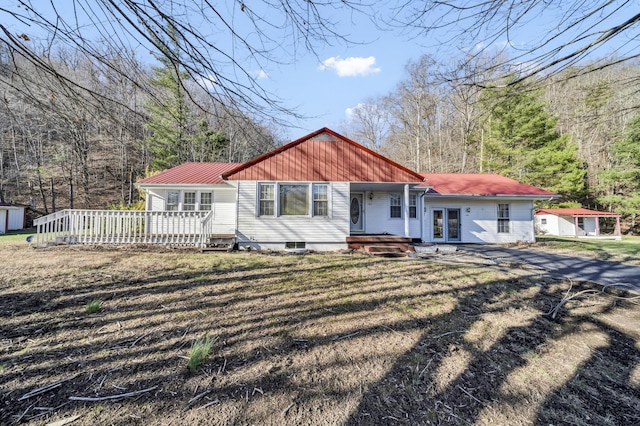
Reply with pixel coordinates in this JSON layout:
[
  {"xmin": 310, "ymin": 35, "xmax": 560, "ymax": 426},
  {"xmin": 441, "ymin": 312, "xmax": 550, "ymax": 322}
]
[
  {"xmin": 183, "ymin": 192, "xmax": 196, "ymax": 211},
  {"xmin": 200, "ymin": 192, "xmax": 212, "ymax": 211},
  {"xmin": 390, "ymin": 194, "xmax": 402, "ymax": 218},
  {"xmin": 497, "ymin": 203, "xmax": 510, "ymax": 233},
  {"xmin": 409, "ymin": 193, "xmax": 417, "ymax": 218},
  {"xmin": 167, "ymin": 191, "xmax": 179, "ymax": 211},
  {"xmin": 313, "ymin": 184, "xmax": 329, "ymax": 216},
  {"xmin": 259, "ymin": 183, "xmax": 275, "ymax": 216}
]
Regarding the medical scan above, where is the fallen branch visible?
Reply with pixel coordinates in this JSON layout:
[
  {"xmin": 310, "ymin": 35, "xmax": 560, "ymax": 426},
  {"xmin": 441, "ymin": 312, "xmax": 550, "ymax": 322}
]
[
  {"xmin": 19, "ymin": 376, "xmax": 77, "ymax": 401},
  {"xmin": 544, "ymin": 281, "xmax": 629, "ymax": 319},
  {"xmin": 196, "ymin": 399, "xmax": 220, "ymax": 410},
  {"xmin": 429, "ymin": 330, "xmax": 468, "ymax": 339},
  {"xmin": 130, "ymin": 331, "xmax": 155, "ymax": 348},
  {"xmin": 457, "ymin": 385, "xmax": 485, "ymax": 406},
  {"xmin": 332, "ymin": 331, "xmax": 360, "ymax": 341},
  {"xmin": 188, "ymin": 390, "xmax": 210, "ymax": 405},
  {"xmin": 69, "ymin": 386, "xmax": 157, "ymax": 402}
]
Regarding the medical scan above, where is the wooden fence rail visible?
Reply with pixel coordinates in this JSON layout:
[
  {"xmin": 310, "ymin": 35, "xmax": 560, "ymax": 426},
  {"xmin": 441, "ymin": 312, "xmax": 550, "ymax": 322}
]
[{"xmin": 34, "ymin": 210, "xmax": 214, "ymax": 248}]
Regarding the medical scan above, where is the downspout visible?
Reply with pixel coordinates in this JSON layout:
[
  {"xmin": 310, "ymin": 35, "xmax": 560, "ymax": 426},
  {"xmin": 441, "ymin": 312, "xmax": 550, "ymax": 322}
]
[
  {"xmin": 404, "ymin": 184, "xmax": 410, "ymax": 237},
  {"xmin": 419, "ymin": 190, "xmax": 429, "ymax": 242}
]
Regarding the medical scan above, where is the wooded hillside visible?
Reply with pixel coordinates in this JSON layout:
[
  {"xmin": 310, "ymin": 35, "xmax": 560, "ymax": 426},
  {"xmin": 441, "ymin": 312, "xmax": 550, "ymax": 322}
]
[{"xmin": 1, "ymin": 44, "xmax": 639, "ymax": 230}]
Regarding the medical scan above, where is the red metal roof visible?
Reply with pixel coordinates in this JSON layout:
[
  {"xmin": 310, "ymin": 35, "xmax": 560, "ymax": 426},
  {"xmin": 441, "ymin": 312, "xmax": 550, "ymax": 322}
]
[
  {"xmin": 420, "ymin": 173, "xmax": 556, "ymax": 196},
  {"xmin": 536, "ymin": 208, "xmax": 620, "ymax": 217},
  {"xmin": 137, "ymin": 162, "xmax": 242, "ymax": 185},
  {"xmin": 222, "ymin": 128, "xmax": 425, "ymax": 183}
]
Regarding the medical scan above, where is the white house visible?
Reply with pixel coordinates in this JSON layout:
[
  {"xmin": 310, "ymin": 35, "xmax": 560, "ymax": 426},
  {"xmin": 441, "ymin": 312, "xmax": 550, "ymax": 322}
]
[
  {"xmin": 535, "ymin": 208, "xmax": 622, "ymax": 239},
  {"xmin": 133, "ymin": 128, "xmax": 556, "ymax": 250},
  {"xmin": 34, "ymin": 128, "xmax": 558, "ymax": 249}
]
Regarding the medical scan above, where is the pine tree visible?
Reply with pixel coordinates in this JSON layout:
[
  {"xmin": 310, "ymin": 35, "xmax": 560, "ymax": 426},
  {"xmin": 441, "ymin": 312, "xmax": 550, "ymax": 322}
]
[
  {"xmin": 598, "ymin": 115, "xmax": 640, "ymax": 231},
  {"xmin": 143, "ymin": 25, "xmax": 228, "ymax": 170},
  {"xmin": 481, "ymin": 79, "xmax": 586, "ymax": 200}
]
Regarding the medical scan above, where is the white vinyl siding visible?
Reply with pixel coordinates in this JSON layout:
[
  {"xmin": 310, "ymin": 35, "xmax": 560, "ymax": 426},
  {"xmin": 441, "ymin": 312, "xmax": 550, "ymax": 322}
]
[
  {"xmin": 237, "ymin": 181, "xmax": 349, "ymax": 250},
  {"xmin": 423, "ymin": 199, "xmax": 535, "ymax": 243}
]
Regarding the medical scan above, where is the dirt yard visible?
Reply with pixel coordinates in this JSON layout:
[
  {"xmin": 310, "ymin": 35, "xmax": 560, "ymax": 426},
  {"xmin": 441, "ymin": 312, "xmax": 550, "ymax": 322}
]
[{"xmin": 1, "ymin": 244, "xmax": 639, "ymax": 425}]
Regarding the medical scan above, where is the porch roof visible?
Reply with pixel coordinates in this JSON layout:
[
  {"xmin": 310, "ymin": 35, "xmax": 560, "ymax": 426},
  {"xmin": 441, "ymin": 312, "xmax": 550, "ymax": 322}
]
[{"xmin": 536, "ymin": 208, "xmax": 621, "ymax": 217}]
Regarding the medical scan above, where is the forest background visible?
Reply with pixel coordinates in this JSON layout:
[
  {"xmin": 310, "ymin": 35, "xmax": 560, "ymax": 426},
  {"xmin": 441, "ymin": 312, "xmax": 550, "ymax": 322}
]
[{"xmin": 1, "ymin": 1, "xmax": 639, "ymax": 232}]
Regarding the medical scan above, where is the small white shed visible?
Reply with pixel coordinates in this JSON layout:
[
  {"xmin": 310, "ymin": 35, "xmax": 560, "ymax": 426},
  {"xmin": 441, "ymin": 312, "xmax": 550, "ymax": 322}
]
[
  {"xmin": 535, "ymin": 208, "xmax": 621, "ymax": 239},
  {"xmin": 0, "ymin": 204, "xmax": 26, "ymax": 234}
]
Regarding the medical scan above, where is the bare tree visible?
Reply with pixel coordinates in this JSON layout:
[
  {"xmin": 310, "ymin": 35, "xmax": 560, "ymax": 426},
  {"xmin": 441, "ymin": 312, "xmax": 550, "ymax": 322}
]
[
  {"xmin": 388, "ymin": 1, "xmax": 640, "ymax": 87},
  {"xmin": 0, "ymin": 0, "xmax": 372, "ymax": 127}
]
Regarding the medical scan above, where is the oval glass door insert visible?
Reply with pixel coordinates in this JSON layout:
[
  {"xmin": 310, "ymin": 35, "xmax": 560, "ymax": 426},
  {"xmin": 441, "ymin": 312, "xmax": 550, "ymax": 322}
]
[{"xmin": 350, "ymin": 197, "xmax": 360, "ymax": 224}]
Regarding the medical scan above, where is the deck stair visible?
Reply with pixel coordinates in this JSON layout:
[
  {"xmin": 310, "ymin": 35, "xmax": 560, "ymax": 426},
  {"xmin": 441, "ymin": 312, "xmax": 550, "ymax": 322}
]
[
  {"xmin": 362, "ymin": 245, "xmax": 408, "ymax": 258},
  {"xmin": 346, "ymin": 234, "xmax": 412, "ymax": 252},
  {"xmin": 202, "ymin": 234, "xmax": 237, "ymax": 252}
]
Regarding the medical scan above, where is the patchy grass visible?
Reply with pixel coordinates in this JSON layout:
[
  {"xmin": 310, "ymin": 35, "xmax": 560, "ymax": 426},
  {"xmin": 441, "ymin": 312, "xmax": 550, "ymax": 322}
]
[
  {"xmin": 85, "ymin": 300, "xmax": 103, "ymax": 314},
  {"xmin": 187, "ymin": 335, "xmax": 215, "ymax": 372},
  {"xmin": 535, "ymin": 235, "xmax": 640, "ymax": 264},
  {"xmin": 0, "ymin": 245, "xmax": 638, "ymax": 425}
]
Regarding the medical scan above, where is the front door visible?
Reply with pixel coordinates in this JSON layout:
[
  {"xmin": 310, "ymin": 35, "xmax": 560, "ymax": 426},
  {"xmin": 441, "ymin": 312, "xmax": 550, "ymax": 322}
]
[{"xmin": 350, "ymin": 193, "xmax": 364, "ymax": 232}]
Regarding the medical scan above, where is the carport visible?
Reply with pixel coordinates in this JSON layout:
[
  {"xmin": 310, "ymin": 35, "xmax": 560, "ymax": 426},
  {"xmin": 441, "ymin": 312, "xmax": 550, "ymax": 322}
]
[{"xmin": 535, "ymin": 208, "xmax": 621, "ymax": 239}]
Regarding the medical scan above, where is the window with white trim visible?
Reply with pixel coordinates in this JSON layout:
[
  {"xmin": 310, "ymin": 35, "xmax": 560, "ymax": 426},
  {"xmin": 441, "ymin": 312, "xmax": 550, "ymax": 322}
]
[
  {"xmin": 390, "ymin": 194, "xmax": 402, "ymax": 218},
  {"xmin": 409, "ymin": 193, "xmax": 417, "ymax": 218},
  {"xmin": 200, "ymin": 192, "xmax": 212, "ymax": 211},
  {"xmin": 167, "ymin": 191, "xmax": 179, "ymax": 211},
  {"xmin": 497, "ymin": 203, "xmax": 510, "ymax": 233},
  {"xmin": 183, "ymin": 192, "xmax": 196, "ymax": 211},
  {"xmin": 259, "ymin": 183, "xmax": 275, "ymax": 216},
  {"xmin": 313, "ymin": 184, "xmax": 329, "ymax": 216}
]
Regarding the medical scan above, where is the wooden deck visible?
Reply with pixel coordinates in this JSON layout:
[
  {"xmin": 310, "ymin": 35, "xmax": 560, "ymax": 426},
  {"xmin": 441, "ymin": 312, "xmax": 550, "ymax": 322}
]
[{"xmin": 346, "ymin": 234, "xmax": 414, "ymax": 253}]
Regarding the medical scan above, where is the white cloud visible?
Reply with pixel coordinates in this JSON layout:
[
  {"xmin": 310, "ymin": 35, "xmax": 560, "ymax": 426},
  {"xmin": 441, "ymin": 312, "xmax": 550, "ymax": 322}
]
[
  {"xmin": 319, "ymin": 56, "xmax": 381, "ymax": 77},
  {"xmin": 345, "ymin": 103, "xmax": 365, "ymax": 121},
  {"xmin": 254, "ymin": 69, "xmax": 268, "ymax": 80}
]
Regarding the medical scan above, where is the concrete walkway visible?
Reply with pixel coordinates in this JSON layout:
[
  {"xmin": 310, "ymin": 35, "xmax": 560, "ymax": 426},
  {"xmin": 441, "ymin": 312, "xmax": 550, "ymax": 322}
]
[{"xmin": 457, "ymin": 245, "xmax": 640, "ymax": 293}]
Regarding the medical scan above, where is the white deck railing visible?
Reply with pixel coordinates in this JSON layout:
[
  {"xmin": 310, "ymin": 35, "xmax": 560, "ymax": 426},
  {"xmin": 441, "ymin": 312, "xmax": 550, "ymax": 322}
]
[{"xmin": 34, "ymin": 209, "xmax": 215, "ymax": 248}]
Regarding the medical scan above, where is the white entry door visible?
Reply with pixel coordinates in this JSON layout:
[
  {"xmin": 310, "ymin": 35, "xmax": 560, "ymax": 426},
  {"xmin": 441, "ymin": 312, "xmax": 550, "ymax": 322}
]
[{"xmin": 350, "ymin": 193, "xmax": 364, "ymax": 232}]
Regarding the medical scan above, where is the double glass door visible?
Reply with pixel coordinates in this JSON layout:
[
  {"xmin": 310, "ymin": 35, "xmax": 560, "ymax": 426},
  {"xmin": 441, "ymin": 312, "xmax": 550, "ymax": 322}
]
[{"xmin": 432, "ymin": 208, "xmax": 461, "ymax": 242}]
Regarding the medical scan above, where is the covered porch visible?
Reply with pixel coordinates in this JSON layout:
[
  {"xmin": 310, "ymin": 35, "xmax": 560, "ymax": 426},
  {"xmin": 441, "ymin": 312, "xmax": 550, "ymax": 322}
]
[{"xmin": 348, "ymin": 182, "xmax": 425, "ymax": 240}]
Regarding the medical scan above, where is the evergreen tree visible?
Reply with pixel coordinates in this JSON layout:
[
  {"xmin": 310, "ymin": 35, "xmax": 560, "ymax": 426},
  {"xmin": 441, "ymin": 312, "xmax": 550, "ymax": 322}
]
[
  {"xmin": 144, "ymin": 26, "xmax": 228, "ymax": 170},
  {"xmin": 481, "ymin": 79, "xmax": 586, "ymax": 200},
  {"xmin": 598, "ymin": 115, "xmax": 640, "ymax": 231}
]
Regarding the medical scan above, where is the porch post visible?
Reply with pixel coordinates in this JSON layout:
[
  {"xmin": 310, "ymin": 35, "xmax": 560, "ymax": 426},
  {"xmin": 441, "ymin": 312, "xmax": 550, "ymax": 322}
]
[
  {"xmin": 574, "ymin": 216, "xmax": 579, "ymax": 237},
  {"xmin": 404, "ymin": 184, "xmax": 410, "ymax": 237},
  {"xmin": 595, "ymin": 215, "xmax": 600, "ymax": 236}
]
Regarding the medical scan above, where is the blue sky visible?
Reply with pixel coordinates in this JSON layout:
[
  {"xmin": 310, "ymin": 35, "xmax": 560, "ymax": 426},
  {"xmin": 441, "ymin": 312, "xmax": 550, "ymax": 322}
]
[{"xmin": 3, "ymin": 1, "xmax": 638, "ymax": 141}]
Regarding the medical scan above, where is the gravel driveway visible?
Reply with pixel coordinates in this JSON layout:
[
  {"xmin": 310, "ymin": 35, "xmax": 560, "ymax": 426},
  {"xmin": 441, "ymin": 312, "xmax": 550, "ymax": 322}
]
[{"xmin": 456, "ymin": 245, "xmax": 640, "ymax": 293}]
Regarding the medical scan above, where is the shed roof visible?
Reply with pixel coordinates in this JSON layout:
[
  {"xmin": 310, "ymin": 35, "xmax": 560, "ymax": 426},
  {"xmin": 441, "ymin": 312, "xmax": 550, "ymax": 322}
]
[
  {"xmin": 420, "ymin": 173, "xmax": 556, "ymax": 197},
  {"xmin": 137, "ymin": 162, "xmax": 241, "ymax": 185},
  {"xmin": 222, "ymin": 128, "xmax": 425, "ymax": 183},
  {"xmin": 536, "ymin": 208, "xmax": 621, "ymax": 217}
]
